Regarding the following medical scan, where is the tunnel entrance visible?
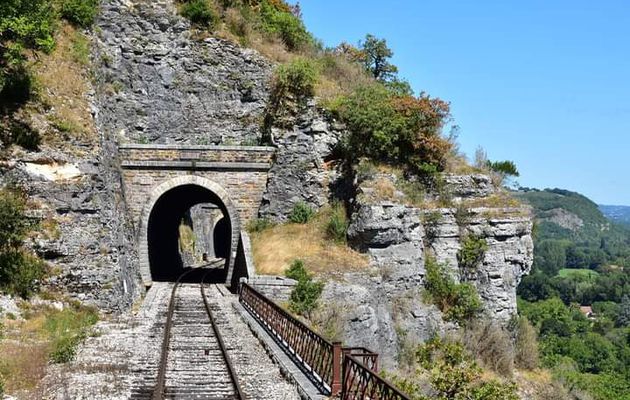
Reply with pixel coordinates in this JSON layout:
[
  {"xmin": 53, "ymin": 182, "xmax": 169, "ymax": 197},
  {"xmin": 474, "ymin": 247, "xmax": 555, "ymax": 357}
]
[{"xmin": 147, "ymin": 184, "xmax": 233, "ymax": 283}]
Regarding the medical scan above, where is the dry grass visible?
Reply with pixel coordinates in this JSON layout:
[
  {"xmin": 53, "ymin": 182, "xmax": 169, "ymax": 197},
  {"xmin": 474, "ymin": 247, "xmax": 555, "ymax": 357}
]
[
  {"xmin": 463, "ymin": 192, "xmax": 525, "ymax": 211},
  {"xmin": 0, "ymin": 340, "xmax": 50, "ymax": 393},
  {"xmin": 0, "ymin": 299, "xmax": 98, "ymax": 396},
  {"xmin": 33, "ymin": 23, "xmax": 97, "ymax": 149},
  {"xmin": 250, "ymin": 209, "xmax": 368, "ymax": 277}
]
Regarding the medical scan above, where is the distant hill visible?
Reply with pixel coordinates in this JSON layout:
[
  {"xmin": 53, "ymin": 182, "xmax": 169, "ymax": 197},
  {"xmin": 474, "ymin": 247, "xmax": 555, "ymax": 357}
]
[
  {"xmin": 515, "ymin": 188, "xmax": 615, "ymax": 242},
  {"xmin": 514, "ymin": 188, "xmax": 630, "ymax": 271},
  {"xmin": 599, "ymin": 204, "xmax": 630, "ymax": 227}
]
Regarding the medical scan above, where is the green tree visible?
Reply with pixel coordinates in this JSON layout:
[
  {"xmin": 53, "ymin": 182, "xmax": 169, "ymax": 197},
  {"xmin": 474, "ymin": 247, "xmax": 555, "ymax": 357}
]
[
  {"xmin": 486, "ymin": 160, "xmax": 519, "ymax": 177},
  {"xmin": 618, "ymin": 295, "xmax": 630, "ymax": 327},
  {"xmin": 358, "ymin": 34, "xmax": 398, "ymax": 82}
]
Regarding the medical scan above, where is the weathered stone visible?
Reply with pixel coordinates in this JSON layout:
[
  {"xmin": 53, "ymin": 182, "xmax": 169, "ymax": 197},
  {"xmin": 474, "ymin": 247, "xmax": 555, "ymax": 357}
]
[{"xmin": 259, "ymin": 105, "xmax": 345, "ymax": 222}]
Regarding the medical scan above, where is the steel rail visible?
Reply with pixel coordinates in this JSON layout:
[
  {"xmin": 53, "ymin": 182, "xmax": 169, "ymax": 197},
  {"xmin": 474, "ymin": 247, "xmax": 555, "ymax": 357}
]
[
  {"xmin": 200, "ymin": 271, "xmax": 245, "ymax": 400},
  {"xmin": 151, "ymin": 269, "xmax": 195, "ymax": 400}
]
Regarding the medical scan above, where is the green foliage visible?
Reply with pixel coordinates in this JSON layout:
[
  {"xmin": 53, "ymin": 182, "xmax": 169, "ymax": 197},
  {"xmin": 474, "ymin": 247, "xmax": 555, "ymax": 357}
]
[
  {"xmin": 180, "ymin": 0, "xmax": 218, "ymax": 27},
  {"xmin": 424, "ymin": 257, "xmax": 482, "ymax": 323},
  {"xmin": 0, "ymin": 250, "xmax": 46, "ymax": 298},
  {"xmin": 272, "ymin": 57, "xmax": 318, "ymax": 102},
  {"xmin": 285, "ymin": 259, "xmax": 308, "ymax": 281},
  {"xmin": 0, "ymin": 189, "xmax": 31, "ymax": 248},
  {"xmin": 0, "ymin": 0, "xmax": 56, "ymax": 110},
  {"xmin": 246, "ymin": 218, "xmax": 273, "ymax": 233},
  {"xmin": 0, "ymin": 189, "xmax": 46, "ymax": 298},
  {"xmin": 45, "ymin": 303, "xmax": 99, "ymax": 363},
  {"xmin": 422, "ymin": 211, "xmax": 442, "ymax": 241},
  {"xmin": 332, "ymin": 82, "xmax": 452, "ymax": 177},
  {"xmin": 50, "ymin": 334, "xmax": 81, "ymax": 363},
  {"xmin": 358, "ymin": 34, "xmax": 398, "ymax": 82},
  {"xmin": 457, "ymin": 235, "xmax": 488, "ymax": 272},
  {"xmin": 61, "ymin": 0, "xmax": 100, "ymax": 28},
  {"xmin": 259, "ymin": 0, "xmax": 312, "ymax": 50},
  {"xmin": 485, "ymin": 160, "xmax": 519, "ymax": 177},
  {"xmin": 325, "ymin": 202, "xmax": 348, "ymax": 243},
  {"xmin": 265, "ymin": 57, "xmax": 318, "ymax": 129},
  {"xmin": 285, "ymin": 259, "xmax": 324, "ymax": 318},
  {"xmin": 288, "ymin": 201, "xmax": 314, "ymax": 224},
  {"xmin": 389, "ymin": 337, "xmax": 518, "ymax": 400}
]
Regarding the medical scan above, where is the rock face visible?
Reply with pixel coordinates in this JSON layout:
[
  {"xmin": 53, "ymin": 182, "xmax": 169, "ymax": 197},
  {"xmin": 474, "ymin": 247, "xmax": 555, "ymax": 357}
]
[
  {"xmin": 325, "ymin": 174, "xmax": 534, "ymax": 367},
  {"xmin": 1, "ymin": 134, "xmax": 139, "ymax": 312},
  {"xmin": 430, "ymin": 208, "xmax": 534, "ymax": 320},
  {"xmin": 95, "ymin": 0, "xmax": 272, "ymax": 145},
  {"xmin": 259, "ymin": 104, "xmax": 344, "ymax": 222}
]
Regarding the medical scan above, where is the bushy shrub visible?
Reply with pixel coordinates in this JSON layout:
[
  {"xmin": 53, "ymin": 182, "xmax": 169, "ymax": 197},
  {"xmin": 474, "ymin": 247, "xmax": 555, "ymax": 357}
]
[
  {"xmin": 180, "ymin": 0, "xmax": 218, "ymax": 28},
  {"xmin": 0, "ymin": 189, "xmax": 46, "ymax": 298},
  {"xmin": 288, "ymin": 201, "xmax": 314, "ymax": 224},
  {"xmin": 50, "ymin": 334, "xmax": 81, "ymax": 363},
  {"xmin": 0, "ymin": 250, "xmax": 46, "ymax": 298},
  {"xmin": 265, "ymin": 57, "xmax": 318, "ymax": 129},
  {"xmin": 285, "ymin": 259, "xmax": 323, "ymax": 318},
  {"xmin": 272, "ymin": 58, "xmax": 318, "ymax": 102},
  {"xmin": 325, "ymin": 202, "xmax": 348, "ymax": 243},
  {"xmin": 259, "ymin": 0, "xmax": 312, "ymax": 50},
  {"xmin": 0, "ymin": 0, "xmax": 56, "ymax": 111},
  {"xmin": 390, "ymin": 337, "xmax": 519, "ymax": 400},
  {"xmin": 285, "ymin": 259, "xmax": 309, "ymax": 281},
  {"xmin": 424, "ymin": 256, "xmax": 481, "ymax": 323},
  {"xmin": 333, "ymin": 82, "xmax": 451, "ymax": 178},
  {"xmin": 463, "ymin": 320, "xmax": 514, "ymax": 376},
  {"xmin": 61, "ymin": 0, "xmax": 100, "ymax": 28},
  {"xmin": 457, "ymin": 234, "xmax": 488, "ymax": 272}
]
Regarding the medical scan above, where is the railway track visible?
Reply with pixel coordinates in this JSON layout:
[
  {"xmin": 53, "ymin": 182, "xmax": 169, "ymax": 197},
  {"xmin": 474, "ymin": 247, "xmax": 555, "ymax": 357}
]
[{"xmin": 132, "ymin": 268, "xmax": 244, "ymax": 400}]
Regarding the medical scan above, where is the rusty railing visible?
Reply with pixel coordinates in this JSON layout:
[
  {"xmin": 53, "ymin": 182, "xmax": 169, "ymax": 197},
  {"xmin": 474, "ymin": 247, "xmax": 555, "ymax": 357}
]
[
  {"xmin": 342, "ymin": 347, "xmax": 379, "ymax": 373},
  {"xmin": 239, "ymin": 283, "xmax": 340, "ymax": 391},
  {"xmin": 240, "ymin": 282, "xmax": 411, "ymax": 399},
  {"xmin": 342, "ymin": 355, "xmax": 411, "ymax": 400}
]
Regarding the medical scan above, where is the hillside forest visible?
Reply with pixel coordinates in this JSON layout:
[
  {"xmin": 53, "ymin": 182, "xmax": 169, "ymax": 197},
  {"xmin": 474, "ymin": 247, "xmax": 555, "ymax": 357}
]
[{"xmin": 516, "ymin": 188, "xmax": 630, "ymax": 399}]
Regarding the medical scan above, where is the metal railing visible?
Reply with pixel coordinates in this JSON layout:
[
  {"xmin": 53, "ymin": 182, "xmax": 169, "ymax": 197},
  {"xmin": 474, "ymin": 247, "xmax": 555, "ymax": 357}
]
[
  {"xmin": 342, "ymin": 355, "xmax": 411, "ymax": 400},
  {"xmin": 342, "ymin": 347, "xmax": 379, "ymax": 373},
  {"xmin": 239, "ymin": 283, "xmax": 339, "ymax": 391},
  {"xmin": 239, "ymin": 283, "xmax": 412, "ymax": 399}
]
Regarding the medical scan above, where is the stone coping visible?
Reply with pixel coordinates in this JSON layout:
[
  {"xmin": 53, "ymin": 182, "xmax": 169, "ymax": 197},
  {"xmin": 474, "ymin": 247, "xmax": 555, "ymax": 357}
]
[
  {"xmin": 119, "ymin": 143, "xmax": 276, "ymax": 152},
  {"xmin": 120, "ymin": 160, "xmax": 272, "ymax": 171}
]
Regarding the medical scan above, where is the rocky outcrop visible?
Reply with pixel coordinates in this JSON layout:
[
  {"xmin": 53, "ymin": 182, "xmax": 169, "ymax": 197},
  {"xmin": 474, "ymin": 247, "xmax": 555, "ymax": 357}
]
[
  {"xmin": 347, "ymin": 203, "xmax": 424, "ymax": 283},
  {"xmin": 429, "ymin": 208, "xmax": 534, "ymax": 320},
  {"xmin": 94, "ymin": 0, "xmax": 272, "ymax": 145},
  {"xmin": 323, "ymin": 173, "xmax": 533, "ymax": 367},
  {"xmin": 259, "ymin": 104, "xmax": 344, "ymax": 221}
]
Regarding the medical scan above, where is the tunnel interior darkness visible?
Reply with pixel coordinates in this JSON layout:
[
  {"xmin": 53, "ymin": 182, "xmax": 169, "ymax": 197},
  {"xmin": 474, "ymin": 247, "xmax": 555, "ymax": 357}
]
[{"xmin": 148, "ymin": 184, "xmax": 231, "ymax": 282}]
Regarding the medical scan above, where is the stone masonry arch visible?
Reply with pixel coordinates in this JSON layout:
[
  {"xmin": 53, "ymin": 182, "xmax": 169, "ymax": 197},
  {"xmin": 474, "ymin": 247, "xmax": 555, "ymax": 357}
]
[
  {"xmin": 138, "ymin": 176, "xmax": 240, "ymax": 286},
  {"xmin": 119, "ymin": 144, "xmax": 275, "ymax": 288}
]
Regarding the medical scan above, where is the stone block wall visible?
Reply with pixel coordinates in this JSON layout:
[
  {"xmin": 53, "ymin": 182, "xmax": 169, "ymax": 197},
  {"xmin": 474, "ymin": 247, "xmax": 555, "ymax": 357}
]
[{"xmin": 119, "ymin": 144, "xmax": 275, "ymax": 229}]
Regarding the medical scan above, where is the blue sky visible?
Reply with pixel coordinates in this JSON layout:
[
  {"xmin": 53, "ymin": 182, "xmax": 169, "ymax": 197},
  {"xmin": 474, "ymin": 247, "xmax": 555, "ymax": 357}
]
[{"xmin": 296, "ymin": 0, "xmax": 630, "ymax": 205}]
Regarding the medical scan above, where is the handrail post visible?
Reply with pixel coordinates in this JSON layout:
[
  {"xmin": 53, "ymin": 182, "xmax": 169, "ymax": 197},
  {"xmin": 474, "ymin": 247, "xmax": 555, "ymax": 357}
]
[{"xmin": 332, "ymin": 341, "xmax": 342, "ymax": 396}]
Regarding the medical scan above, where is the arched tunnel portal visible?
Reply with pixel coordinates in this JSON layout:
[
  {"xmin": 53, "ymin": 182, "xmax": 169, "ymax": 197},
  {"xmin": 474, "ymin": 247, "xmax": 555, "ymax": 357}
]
[{"xmin": 138, "ymin": 176, "xmax": 241, "ymax": 286}]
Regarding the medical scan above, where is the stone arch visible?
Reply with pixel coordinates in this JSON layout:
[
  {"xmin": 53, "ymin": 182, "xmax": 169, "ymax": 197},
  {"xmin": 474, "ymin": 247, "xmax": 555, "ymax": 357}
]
[{"xmin": 138, "ymin": 175, "xmax": 240, "ymax": 286}]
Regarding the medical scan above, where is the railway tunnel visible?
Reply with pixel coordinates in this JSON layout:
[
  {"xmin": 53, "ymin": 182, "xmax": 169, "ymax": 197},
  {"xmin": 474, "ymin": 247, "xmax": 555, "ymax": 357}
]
[{"xmin": 147, "ymin": 183, "xmax": 233, "ymax": 283}]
